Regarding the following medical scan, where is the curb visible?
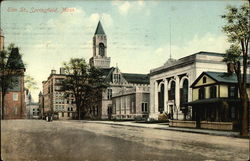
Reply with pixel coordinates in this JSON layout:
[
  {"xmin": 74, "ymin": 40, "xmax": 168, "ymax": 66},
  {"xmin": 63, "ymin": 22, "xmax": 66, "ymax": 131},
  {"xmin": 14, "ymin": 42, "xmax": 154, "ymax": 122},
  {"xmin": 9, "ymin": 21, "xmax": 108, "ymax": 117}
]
[{"xmin": 81, "ymin": 121, "xmax": 242, "ymax": 138}]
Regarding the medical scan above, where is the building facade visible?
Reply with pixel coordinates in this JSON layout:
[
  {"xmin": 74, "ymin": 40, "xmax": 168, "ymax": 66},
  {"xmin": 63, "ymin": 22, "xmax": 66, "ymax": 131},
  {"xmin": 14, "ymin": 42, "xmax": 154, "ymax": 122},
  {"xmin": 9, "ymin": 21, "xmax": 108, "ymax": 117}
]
[
  {"xmin": 0, "ymin": 47, "xmax": 26, "ymax": 119},
  {"xmin": 26, "ymin": 102, "xmax": 39, "ymax": 119},
  {"xmin": 185, "ymin": 71, "xmax": 250, "ymax": 131},
  {"xmin": 149, "ymin": 52, "xmax": 228, "ymax": 120},
  {"xmin": 42, "ymin": 69, "xmax": 76, "ymax": 120},
  {"xmin": 88, "ymin": 21, "xmax": 150, "ymax": 120},
  {"xmin": 112, "ymin": 86, "xmax": 150, "ymax": 120}
]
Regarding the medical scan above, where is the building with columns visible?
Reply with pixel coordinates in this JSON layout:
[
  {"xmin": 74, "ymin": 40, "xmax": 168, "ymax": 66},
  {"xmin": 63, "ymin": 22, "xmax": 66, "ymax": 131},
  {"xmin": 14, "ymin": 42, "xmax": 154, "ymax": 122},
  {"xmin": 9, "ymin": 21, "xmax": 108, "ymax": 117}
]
[{"xmin": 149, "ymin": 52, "xmax": 228, "ymax": 120}]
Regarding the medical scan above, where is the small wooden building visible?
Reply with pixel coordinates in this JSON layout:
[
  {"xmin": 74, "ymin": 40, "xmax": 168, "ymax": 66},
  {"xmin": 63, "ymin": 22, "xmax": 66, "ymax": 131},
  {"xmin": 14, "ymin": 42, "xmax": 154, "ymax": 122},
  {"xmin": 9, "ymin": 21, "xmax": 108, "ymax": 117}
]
[{"xmin": 186, "ymin": 71, "xmax": 250, "ymax": 131}]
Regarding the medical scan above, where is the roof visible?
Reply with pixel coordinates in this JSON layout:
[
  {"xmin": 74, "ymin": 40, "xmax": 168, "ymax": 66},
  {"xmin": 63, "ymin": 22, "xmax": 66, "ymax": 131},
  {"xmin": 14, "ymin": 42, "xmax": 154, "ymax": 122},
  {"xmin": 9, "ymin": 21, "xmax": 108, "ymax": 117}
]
[
  {"xmin": 7, "ymin": 48, "xmax": 25, "ymax": 70},
  {"xmin": 99, "ymin": 67, "xmax": 149, "ymax": 84},
  {"xmin": 122, "ymin": 73, "xmax": 149, "ymax": 84},
  {"xmin": 185, "ymin": 98, "xmax": 240, "ymax": 106},
  {"xmin": 191, "ymin": 71, "xmax": 250, "ymax": 87},
  {"xmin": 94, "ymin": 21, "xmax": 105, "ymax": 35},
  {"xmin": 150, "ymin": 51, "xmax": 225, "ymax": 76}
]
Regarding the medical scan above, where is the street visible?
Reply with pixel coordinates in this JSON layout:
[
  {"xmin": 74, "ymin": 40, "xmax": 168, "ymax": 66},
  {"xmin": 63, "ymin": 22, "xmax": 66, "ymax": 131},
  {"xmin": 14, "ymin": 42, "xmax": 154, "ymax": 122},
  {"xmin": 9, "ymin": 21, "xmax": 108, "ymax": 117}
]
[{"xmin": 1, "ymin": 120, "xmax": 248, "ymax": 161}]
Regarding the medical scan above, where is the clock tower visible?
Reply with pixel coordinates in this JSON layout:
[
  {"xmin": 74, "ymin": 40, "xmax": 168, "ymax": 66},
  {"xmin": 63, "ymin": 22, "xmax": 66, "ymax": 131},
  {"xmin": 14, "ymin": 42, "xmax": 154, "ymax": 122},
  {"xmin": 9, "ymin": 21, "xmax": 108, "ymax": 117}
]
[{"xmin": 89, "ymin": 21, "xmax": 111, "ymax": 68}]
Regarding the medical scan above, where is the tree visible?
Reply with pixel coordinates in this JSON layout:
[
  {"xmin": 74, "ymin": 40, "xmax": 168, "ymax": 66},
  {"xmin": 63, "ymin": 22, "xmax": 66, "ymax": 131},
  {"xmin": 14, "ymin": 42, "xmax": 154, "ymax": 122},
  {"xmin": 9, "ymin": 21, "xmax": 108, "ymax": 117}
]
[
  {"xmin": 0, "ymin": 44, "xmax": 25, "ymax": 119},
  {"xmin": 62, "ymin": 58, "xmax": 107, "ymax": 120},
  {"xmin": 24, "ymin": 75, "xmax": 38, "ymax": 91},
  {"xmin": 222, "ymin": 3, "xmax": 249, "ymax": 136}
]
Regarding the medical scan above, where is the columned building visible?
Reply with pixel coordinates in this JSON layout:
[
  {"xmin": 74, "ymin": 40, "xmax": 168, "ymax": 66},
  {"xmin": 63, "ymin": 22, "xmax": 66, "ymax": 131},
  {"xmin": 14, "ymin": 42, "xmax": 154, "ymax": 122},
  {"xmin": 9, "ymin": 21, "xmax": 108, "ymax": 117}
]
[{"xmin": 149, "ymin": 52, "xmax": 228, "ymax": 120}]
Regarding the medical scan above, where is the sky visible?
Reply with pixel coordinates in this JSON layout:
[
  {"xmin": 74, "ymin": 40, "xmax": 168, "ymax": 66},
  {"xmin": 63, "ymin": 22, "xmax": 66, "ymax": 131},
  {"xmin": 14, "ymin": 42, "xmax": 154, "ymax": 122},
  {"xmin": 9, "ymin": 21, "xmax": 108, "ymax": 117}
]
[{"xmin": 0, "ymin": 0, "xmax": 246, "ymax": 101}]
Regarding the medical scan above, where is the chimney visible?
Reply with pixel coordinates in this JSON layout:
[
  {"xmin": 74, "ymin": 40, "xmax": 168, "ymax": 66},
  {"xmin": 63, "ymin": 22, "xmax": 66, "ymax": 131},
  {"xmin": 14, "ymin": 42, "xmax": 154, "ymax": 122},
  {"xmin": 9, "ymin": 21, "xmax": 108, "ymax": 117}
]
[
  {"xmin": 227, "ymin": 63, "xmax": 234, "ymax": 74},
  {"xmin": 60, "ymin": 67, "xmax": 65, "ymax": 74},
  {"xmin": 51, "ymin": 70, "xmax": 56, "ymax": 74}
]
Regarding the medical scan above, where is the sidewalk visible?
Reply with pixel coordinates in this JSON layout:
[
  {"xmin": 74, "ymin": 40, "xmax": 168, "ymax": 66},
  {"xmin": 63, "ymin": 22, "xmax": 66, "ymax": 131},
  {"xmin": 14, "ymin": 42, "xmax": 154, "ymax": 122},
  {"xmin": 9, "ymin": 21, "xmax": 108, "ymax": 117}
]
[{"xmin": 78, "ymin": 120, "xmax": 241, "ymax": 137}]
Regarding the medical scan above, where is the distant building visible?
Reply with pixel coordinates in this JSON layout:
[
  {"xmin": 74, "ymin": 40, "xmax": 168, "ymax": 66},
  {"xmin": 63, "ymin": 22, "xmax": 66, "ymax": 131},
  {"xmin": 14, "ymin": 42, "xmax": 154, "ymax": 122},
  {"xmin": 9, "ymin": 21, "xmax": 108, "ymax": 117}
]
[
  {"xmin": 38, "ymin": 91, "xmax": 44, "ymax": 119},
  {"xmin": 0, "ymin": 29, "xmax": 4, "ymax": 51},
  {"xmin": 88, "ymin": 21, "xmax": 150, "ymax": 120},
  {"xmin": 184, "ymin": 72, "xmax": 250, "ymax": 131},
  {"xmin": 26, "ymin": 102, "xmax": 39, "ymax": 119},
  {"xmin": 112, "ymin": 86, "xmax": 150, "ymax": 120},
  {"xmin": 42, "ymin": 69, "xmax": 76, "ymax": 120},
  {"xmin": 149, "ymin": 52, "xmax": 228, "ymax": 120}
]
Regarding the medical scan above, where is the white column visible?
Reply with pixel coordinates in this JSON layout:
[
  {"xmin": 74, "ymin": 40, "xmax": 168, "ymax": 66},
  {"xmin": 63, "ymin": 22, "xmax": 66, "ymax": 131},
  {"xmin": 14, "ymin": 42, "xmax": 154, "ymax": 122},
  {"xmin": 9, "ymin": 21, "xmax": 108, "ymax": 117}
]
[
  {"xmin": 164, "ymin": 79, "xmax": 168, "ymax": 113},
  {"xmin": 154, "ymin": 81, "xmax": 159, "ymax": 114},
  {"xmin": 175, "ymin": 76, "xmax": 180, "ymax": 118}
]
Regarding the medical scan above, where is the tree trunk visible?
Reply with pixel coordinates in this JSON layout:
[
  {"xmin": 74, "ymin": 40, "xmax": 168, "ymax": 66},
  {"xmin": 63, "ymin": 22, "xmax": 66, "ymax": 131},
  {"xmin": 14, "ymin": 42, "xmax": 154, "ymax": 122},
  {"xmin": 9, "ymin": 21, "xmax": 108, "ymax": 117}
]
[
  {"xmin": 1, "ymin": 92, "xmax": 5, "ymax": 120},
  {"xmin": 241, "ymin": 91, "xmax": 249, "ymax": 136}
]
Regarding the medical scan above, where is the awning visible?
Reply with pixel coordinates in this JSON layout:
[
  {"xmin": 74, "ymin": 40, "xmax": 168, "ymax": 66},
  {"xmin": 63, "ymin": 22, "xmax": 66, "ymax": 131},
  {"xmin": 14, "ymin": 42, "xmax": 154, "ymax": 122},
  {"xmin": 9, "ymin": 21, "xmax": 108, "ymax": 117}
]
[{"xmin": 184, "ymin": 98, "xmax": 240, "ymax": 106}]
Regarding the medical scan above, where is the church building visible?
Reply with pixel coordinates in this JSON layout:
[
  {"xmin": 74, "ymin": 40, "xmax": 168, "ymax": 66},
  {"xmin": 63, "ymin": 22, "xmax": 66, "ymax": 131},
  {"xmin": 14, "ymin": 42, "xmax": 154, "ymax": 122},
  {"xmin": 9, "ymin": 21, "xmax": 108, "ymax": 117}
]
[{"xmin": 89, "ymin": 21, "xmax": 150, "ymax": 120}]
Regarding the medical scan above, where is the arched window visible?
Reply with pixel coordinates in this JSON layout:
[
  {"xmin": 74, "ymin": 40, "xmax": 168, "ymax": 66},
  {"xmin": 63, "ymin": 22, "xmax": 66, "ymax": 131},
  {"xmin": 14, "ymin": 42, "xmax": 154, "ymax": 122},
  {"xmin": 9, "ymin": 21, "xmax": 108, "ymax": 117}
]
[
  {"xmin": 99, "ymin": 43, "xmax": 105, "ymax": 56},
  {"xmin": 158, "ymin": 84, "xmax": 164, "ymax": 113},
  {"xmin": 169, "ymin": 81, "xmax": 175, "ymax": 100},
  {"xmin": 182, "ymin": 79, "xmax": 189, "ymax": 103}
]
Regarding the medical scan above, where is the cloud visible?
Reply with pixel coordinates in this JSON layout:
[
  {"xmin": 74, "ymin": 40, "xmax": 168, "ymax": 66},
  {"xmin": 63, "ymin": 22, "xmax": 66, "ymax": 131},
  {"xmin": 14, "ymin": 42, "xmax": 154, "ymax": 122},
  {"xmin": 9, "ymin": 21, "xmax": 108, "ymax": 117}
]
[
  {"xmin": 155, "ymin": 33, "xmax": 230, "ymax": 62},
  {"xmin": 112, "ymin": 0, "xmax": 146, "ymax": 16}
]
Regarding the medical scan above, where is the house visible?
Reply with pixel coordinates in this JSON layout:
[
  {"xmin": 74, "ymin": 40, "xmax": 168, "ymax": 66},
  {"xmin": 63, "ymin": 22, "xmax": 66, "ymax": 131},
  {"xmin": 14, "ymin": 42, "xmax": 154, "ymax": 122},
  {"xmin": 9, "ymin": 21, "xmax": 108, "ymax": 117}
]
[{"xmin": 181, "ymin": 71, "xmax": 250, "ymax": 131}]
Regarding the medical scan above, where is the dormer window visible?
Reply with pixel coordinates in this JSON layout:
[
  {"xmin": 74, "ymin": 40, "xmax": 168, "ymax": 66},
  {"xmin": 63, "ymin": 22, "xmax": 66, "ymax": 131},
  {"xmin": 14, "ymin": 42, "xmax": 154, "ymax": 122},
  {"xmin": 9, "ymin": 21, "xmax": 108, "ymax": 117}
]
[
  {"xmin": 113, "ymin": 74, "xmax": 121, "ymax": 83},
  {"xmin": 203, "ymin": 77, "xmax": 207, "ymax": 84}
]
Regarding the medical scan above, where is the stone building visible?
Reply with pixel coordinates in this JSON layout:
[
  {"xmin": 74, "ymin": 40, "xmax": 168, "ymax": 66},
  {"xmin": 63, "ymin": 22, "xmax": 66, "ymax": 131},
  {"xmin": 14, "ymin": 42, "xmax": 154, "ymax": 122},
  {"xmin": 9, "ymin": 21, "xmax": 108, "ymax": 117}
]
[
  {"xmin": 26, "ymin": 102, "xmax": 39, "ymax": 119},
  {"xmin": 88, "ymin": 21, "xmax": 150, "ymax": 119},
  {"xmin": 42, "ymin": 69, "xmax": 76, "ymax": 120},
  {"xmin": 112, "ymin": 86, "xmax": 150, "ymax": 120},
  {"xmin": 149, "ymin": 52, "xmax": 228, "ymax": 120}
]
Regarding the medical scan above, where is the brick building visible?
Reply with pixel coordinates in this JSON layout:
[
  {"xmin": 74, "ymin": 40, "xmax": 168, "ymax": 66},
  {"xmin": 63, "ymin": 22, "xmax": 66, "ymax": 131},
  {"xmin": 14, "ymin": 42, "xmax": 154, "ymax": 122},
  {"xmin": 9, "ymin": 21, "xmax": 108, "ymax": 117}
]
[
  {"xmin": 42, "ymin": 69, "xmax": 76, "ymax": 120},
  {"xmin": 0, "ymin": 32, "xmax": 26, "ymax": 119}
]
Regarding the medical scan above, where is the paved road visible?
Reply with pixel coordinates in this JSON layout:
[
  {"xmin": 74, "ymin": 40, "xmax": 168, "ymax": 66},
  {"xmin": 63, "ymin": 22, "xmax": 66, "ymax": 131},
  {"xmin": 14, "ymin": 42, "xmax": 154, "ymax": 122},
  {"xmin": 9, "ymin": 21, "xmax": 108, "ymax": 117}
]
[{"xmin": 1, "ymin": 120, "xmax": 248, "ymax": 161}]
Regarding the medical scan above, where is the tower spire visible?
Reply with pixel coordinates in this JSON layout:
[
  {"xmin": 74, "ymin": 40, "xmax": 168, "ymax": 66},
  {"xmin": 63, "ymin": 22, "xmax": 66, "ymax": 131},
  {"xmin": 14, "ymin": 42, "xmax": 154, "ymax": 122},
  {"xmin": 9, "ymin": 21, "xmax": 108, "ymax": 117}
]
[{"xmin": 94, "ymin": 20, "xmax": 105, "ymax": 35}]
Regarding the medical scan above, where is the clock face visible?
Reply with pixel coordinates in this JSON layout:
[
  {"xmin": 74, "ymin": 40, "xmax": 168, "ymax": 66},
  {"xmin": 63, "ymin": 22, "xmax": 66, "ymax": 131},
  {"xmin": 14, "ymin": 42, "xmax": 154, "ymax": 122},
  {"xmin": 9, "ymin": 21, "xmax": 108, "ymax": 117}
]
[{"xmin": 99, "ymin": 43, "xmax": 105, "ymax": 56}]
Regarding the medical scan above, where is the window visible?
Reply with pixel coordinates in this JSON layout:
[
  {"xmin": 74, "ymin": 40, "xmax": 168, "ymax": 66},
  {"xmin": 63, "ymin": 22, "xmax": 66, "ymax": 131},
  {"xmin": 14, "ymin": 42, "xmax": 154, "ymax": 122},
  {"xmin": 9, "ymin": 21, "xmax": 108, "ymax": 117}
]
[
  {"xmin": 13, "ymin": 93, "xmax": 18, "ymax": 101},
  {"xmin": 231, "ymin": 106, "xmax": 236, "ymax": 119},
  {"xmin": 68, "ymin": 107, "xmax": 70, "ymax": 111},
  {"xmin": 14, "ymin": 106, "xmax": 17, "ymax": 115},
  {"xmin": 141, "ymin": 103, "xmax": 148, "ymax": 112},
  {"xmin": 99, "ymin": 43, "xmax": 105, "ymax": 56},
  {"xmin": 67, "ymin": 112, "xmax": 70, "ymax": 117},
  {"xmin": 169, "ymin": 81, "xmax": 175, "ymax": 100},
  {"xmin": 198, "ymin": 87, "xmax": 205, "ymax": 99},
  {"xmin": 62, "ymin": 112, "xmax": 64, "ymax": 117},
  {"xmin": 113, "ymin": 74, "xmax": 121, "ymax": 83},
  {"xmin": 203, "ymin": 77, "xmax": 207, "ymax": 83},
  {"xmin": 71, "ymin": 107, "xmax": 73, "ymax": 111},
  {"xmin": 228, "ymin": 86, "xmax": 238, "ymax": 98},
  {"xmin": 210, "ymin": 86, "xmax": 217, "ymax": 98},
  {"xmin": 107, "ymin": 89, "xmax": 112, "ymax": 100}
]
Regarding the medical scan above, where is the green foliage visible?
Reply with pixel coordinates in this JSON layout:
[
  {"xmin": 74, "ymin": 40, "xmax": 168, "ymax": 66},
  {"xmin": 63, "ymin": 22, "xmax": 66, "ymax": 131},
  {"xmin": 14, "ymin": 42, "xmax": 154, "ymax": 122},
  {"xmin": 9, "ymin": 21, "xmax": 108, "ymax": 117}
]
[
  {"xmin": 222, "ymin": 3, "xmax": 249, "ymax": 136},
  {"xmin": 24, "ymin": 75, "xmax": 38, "ymax": 90},
  {"xmin": 62, "ymin": 58, "xmax": 107, "ymax": 119},
  {"xmin": 221, "ymin": 4, "xmax": 249, "ymax": 43},
  {"xmin": 223, "ymin": 44, "xmax": 241, "ymax": 63}
]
